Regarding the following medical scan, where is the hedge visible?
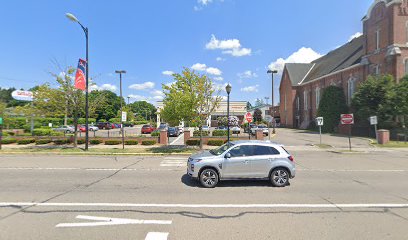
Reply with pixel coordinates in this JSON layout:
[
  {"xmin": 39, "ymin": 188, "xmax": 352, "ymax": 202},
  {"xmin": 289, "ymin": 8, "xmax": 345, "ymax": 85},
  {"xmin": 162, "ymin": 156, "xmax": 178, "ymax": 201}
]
[
  {"xmin": 90, "ymin": 139, "xmax": 102, "ymax": 145},
  {"xmin": 212, "ymin": 130, "xmax": 229, "ymax": 136},
  {"xmin": 36, "ymin": 139, "xmax": 52, "ymax": 145},
  {"xmin": 125, "ymin": 140, "xmax": 139, "ymax": 145},
  {"xmin": 186, "ymin": 139, "xmax": 200, "ymax": 146},
  {"xmin": 141, "ymin": 140, "xmax": 156, "ymax": 145},
  {"xmin": 32, "ymin": 129, "xmax": 53, "ymax": 136},
  {"xmin": 54, "ymin": 139, "xmax": 70, "ymax": 145},
  {"xmin": 17, "ymin": 138, "xmax": 36, "ymax": 145},
  {"xmin": 193, "ymin": 130, "xmax": 209, "ymax": 137},
  {"xmin": 135, "ymin": 121, "xmax": 149, "ymax": 125},
  {"xmin": 207, "ymin": 139, "xmax": 224, "ymax": 146},
  {"xmin": 105, "ymin": 140, "xmax": 122, "ymax": 145},
  {"xmin": 1, "ymin": 138, "xmax": 17, "ymax": 144},
  {"xmin": 76, "ymin": 139, "xmax": 86, "ymax": 145},
  {"xmin": 151, "ymin": 131, "xmax": 160, "ymax": 137}
]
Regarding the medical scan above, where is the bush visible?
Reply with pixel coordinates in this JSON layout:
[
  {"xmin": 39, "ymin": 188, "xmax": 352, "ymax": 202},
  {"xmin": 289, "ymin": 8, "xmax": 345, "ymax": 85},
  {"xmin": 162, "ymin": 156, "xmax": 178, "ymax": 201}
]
[
  {"xmin": 104, "ymin": 140, "xmax": 122, "ymax": 145},
  {"xmin": 125, "ymin": 140, "xmax": 139, "ymax": 145},
  {"xmin": 212, "ymin": 130, "xmax": 229, "ymax": 136},
  {"xmin": 5, "ymin": 131, "xmax": 14, "ymax": 136},
  {"xmin": 317, "ymin": 86, "xmax": 349, "ymax": 133},
  {"xmin": 17, "ymin": 133, "xmax": 33, "ymax": 137},
  {"xmin": 151, "ymin": 131, "xmax": 160, "ymax": 137},
  {"xmin": 17, "ymin": 138, "xmax": 36, "ymax": 145},
  {"xmin": 186, "ymin": 139, "xmax": 200, "ymax": 146},
  {"xmin": 36, "ymin": 139, "xmax": 52, "ymax": 145},
  {"xmin": 141, "ymin": 140, "xmax": 156, "ymax": 145},
  {"xmin": 32, "ymin": 129, "xmax": 53, "ymax": 136},
  {"xmin": 109, "ymin": 118, "xmax": 122, "ymax": 124},
  {"xmin": 90, "ymin": 139, "xmax": 102, "ymax": 145},
  {"xmin": 76, "ymin": 139, "xmax": 86, "ymax": 144},
  {"xmin": 1, "ymin": 138, "xmax": 17, "ymax": 144},
  {"xmin": 53, "ymin": 139, "xmax": 70, "ymax": 145},
  {"xmin": 207, "ymin": 139, "xmax": 224, "ymax": 146},
  {"xmin": 135, "ymin": 121, "xmax": 149, "ymax": 125},
  {"xmin": 193, "ymin": 130, "xmax": 209, "ymax": 136},
  {"xmin": 50, "ymin": 131, "xmax": 64, "ymax": 136}
]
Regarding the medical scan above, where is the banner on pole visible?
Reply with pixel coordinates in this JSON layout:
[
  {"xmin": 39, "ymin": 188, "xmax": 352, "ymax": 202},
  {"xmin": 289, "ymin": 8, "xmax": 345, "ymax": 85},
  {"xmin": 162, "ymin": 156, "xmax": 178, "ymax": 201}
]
[{"xmin": 75, "ymin": 59, "xmax": 87, "ymax": 91}]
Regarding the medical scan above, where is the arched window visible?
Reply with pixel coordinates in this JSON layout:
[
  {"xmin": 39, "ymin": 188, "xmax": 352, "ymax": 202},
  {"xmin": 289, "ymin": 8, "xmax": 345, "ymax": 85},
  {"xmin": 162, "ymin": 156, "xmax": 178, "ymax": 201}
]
[
  {"xmin": 315, "ymin": 87, "xmax": 321, "ymax": 109},
  {"xmin": 303, "ymin": 91, "xmax": 308, "ymax": 110},
  {"xmin": 348, "ymin": 78, "xmax": 356, "ymax": 105}
]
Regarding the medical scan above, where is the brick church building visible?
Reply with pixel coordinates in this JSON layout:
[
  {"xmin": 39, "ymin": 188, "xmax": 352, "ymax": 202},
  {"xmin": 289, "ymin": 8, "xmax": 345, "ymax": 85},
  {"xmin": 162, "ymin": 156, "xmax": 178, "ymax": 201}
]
[{"xmin": 279, "ymin": 0, "xmax": 408, "ymax": 129}]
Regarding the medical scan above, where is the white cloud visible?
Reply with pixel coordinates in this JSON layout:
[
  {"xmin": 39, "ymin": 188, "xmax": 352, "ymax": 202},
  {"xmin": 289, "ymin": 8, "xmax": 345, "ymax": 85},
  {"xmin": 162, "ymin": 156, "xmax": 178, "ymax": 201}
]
[
  {"xmin": 191, "ymin": 63, "xmax": 207, "ymax": 71},
  {"xmin": 216, "ymin": 57, "xmax": 226, "ymax": 62},
  {"xmin": 206, "ymin": 34, "xmax": 252, "ymax": 57},
  {"xmin": 213, "ymin": 76, "xmax": 224, "ymax": 81},
  {"xmin": 89, "ymin": 83, "xmax": 117, "ymax": 92},
  {"xmin": 241, "ymin": 85, "xmax": 259, "ymax": 93},
  {"xmin": 268, "ymin": 47, "xmax": 322, "ymax": 73},
  {"xmin": 198, "ymin": 0, "xmax": 213, "ymax": 5},
  {"xmin": 348, "ymin": 32, "xmax": 363, "ymax": 42},
  {"xmin": 238, "ymin": 70, "xmax": 258, "ymax": 79},
  {"xmin": 206, "ymin": 67, "xmax": 222, "ymax": 76},
  {"xmin": 162, "ymin": 70, "xmax": 174, "ymax": 76},
  {"xmin": 129, "ymin": 81, "xmax": 155, "ymax": 90},
  {"xmin": 151, "ymin": 89, "xmax": 164, "ymax": 97},
  {"xmin": 213, "ymin": 83, "xmax": 228, "ymax": 91}
]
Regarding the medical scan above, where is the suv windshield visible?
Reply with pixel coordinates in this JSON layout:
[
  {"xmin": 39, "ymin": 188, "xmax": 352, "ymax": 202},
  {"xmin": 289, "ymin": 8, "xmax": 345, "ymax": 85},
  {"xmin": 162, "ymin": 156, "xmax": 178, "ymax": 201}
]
[{"xmin": 209, "ymin": 142, "xmax": 234, "ymax": 156}]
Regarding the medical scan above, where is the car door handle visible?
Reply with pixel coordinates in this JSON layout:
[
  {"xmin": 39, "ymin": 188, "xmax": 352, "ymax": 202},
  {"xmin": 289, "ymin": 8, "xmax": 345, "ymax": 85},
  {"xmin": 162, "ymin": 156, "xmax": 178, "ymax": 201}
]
[{"xmin": 243, "ymin": 160, "xmax": 249, "ymax": 164}]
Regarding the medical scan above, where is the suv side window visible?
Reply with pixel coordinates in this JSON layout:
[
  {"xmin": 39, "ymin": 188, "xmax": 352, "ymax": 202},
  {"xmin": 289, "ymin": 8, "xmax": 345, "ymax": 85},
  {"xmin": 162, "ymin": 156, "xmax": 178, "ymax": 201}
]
[
  {"xmin": 253, "ymin": 146, "xmax": 280, "ymax": 156},
  {"xmin": 229, "ymin": 145, "xmax": 254, "ymax": 157}
]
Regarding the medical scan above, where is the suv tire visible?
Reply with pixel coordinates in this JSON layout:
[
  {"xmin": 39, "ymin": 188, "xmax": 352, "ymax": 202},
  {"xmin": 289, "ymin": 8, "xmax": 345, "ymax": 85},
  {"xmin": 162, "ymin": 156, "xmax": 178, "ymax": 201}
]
[
  {"xmin": 199, "ymin": 168, "xmax": 219, "ymax": 188},
  {"xmin": 270, "ymin": 168, "xmax": 289, "ymax": 187}
]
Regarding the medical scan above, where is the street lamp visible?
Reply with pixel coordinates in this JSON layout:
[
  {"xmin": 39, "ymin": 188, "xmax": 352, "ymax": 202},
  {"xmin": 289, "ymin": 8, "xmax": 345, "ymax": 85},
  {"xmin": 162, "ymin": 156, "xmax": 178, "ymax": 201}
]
[
  {"xmin": 127, "ymin": 96, "xmax": 130, "ymax": 105},
  {"xmin": 225, "ymin": 84, "xmax": 232, "ymax": 144},
  {"xmin": 267, "ymin": 70, "xmax": 278, "ymax": 134},
  {"xmin": 66, "ymin": 13, "xmax": 90, "ymax": 150},
  {"xmin": 115, "ymin": 70, "xmax": 126, "ymax": 150}
]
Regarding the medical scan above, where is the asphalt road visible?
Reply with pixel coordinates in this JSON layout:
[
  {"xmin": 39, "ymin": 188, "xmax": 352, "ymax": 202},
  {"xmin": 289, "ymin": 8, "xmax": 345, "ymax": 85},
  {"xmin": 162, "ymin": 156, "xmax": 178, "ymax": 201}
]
[{"xmin": 1, "ymin": 146, "xmax": 408, "ymax": 240}]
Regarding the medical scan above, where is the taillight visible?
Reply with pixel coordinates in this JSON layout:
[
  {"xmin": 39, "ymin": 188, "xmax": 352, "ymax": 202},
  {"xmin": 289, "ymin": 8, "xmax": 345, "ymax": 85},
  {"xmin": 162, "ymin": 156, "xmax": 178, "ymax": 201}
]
[{"xmin": 288, "ymin": 156, "xmax": 294, "ymax": 162}]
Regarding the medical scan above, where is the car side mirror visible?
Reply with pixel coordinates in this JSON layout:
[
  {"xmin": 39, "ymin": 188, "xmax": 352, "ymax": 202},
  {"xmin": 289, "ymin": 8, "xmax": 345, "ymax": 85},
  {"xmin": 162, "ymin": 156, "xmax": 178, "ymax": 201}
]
[{"xmin": 225, "ymin": 152, "xmax": 231, "ymax": 159}]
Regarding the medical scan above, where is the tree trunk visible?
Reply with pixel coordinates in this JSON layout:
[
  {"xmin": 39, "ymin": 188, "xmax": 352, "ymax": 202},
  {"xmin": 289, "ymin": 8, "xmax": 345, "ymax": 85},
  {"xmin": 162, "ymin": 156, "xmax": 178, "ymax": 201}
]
[
  {"xmin": 199, "ymin": 125, "xmax": 203, "ymax": 150},
  {"xmin": 73, "ymin": 110, "xmax": 78, "ymax": 148}
]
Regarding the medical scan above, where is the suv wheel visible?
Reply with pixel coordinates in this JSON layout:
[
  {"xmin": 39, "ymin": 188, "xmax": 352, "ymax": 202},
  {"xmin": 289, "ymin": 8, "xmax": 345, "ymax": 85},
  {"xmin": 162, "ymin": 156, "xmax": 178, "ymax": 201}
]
[
  {"xmin": 199, "ymin": 169, "xmax": 219, "ymax": 188},
  {"xmin": 270, "ymin": 168, "xmax": 289, "ymax": 187}
]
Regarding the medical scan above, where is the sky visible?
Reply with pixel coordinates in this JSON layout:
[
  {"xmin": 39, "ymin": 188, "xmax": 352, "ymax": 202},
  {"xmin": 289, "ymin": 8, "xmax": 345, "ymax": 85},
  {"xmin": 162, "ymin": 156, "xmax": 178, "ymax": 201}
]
[{"xmin": 0, "ymin": 0, "xmax": 374, "ymax": 106}]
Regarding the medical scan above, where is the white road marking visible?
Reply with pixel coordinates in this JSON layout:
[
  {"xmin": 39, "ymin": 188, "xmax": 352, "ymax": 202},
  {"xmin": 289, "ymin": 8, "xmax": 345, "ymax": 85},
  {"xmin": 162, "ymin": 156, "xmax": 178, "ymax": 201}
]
[
  {"xmin": 160, "ymin": 159, "xmax": 186, "ymax": 167},
  {"xmin": 2, "ymin": 202, "xmax": 408, "ymax": 209},
  {"xmin": 169, "ymin": 134, "xmax": 183, "ymax": 145},
  {"xmin": 55, "ymin": 215, "xmax": 172, "ymax": 228},
  {"xmin": 145, "ymin": 232, "xmax": 169, "ymax": 240}
]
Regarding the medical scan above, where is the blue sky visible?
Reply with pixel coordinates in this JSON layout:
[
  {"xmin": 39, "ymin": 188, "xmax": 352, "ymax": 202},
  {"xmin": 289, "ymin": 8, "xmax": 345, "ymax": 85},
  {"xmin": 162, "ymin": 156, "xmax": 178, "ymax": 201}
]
[{"xmin": 0, "ymin": 0, "xmax": 373, "ymax": 105}]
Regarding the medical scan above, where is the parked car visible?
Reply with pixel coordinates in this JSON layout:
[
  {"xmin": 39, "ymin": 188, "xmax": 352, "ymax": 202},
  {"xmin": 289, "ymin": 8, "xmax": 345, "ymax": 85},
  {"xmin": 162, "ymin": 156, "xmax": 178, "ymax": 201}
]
[
  {"xmin": 97, "ymin": 122, "xmax": 113, "ymax": 130},
  {"xmin": 244, "ymin": 124, "xmax": 257, "ymax": 133},
  {"xmin": 168, "ymin": 127, "xmax": 180, "ymax": 137},
  {"xmin": 251, "ymin": 125, "xmax": 269, "ymax": 136},
  {"xmin": 89, "ymin": 125, "xmax": 99, "ymax": 131},
  {"xmin": 231, "ymin": 126, "xmax": 241, "ymax": 134},
  {"xmin": 52, "ymin": 125, "xmax": 75, "ymax": 134},
  {"xmin": 158, "ymin": 123, "xmax": 169, "ymax": 130},
  {"xmin": 114, "ymin": 123, "xmax": 121, "ymax": 129},
  {"xmin": 217, "ymin": 126, "xmax": 227, "ymax": 130},
  {"xmin": 201, "ymin": 126, "xmax": 210, "ymax": 131},
  {"xmin": 187, "ymin": 140, "xmax": 295, "ymax": 188},
  {"xmin": 79, "ymin": 125, "xmax": 86, "ymax": 132},
  {"xmin": 141, "ymin": 124, "xmax": 156, "ymax": 134},
  {"xmin": 177, "ymin": 126, "xmax": 184, "ymax": 134}
]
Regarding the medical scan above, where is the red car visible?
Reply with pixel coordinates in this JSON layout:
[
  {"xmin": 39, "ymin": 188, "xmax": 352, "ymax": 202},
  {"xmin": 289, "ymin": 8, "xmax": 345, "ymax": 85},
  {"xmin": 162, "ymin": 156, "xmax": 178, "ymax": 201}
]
[
  {"xmin": 141, "ymin": 124, "xmax": 156, "ymax": 134},
  {"xmin": 79, "ymin": 125, "xmax": 86, "ymax": 132}
]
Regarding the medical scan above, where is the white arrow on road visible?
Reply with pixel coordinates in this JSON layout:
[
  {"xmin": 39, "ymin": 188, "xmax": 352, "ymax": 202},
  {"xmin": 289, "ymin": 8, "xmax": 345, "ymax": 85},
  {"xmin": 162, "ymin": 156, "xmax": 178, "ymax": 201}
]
[{"xmin": 56, "ymin": 215, "xmax": 172, "ymax": 228}]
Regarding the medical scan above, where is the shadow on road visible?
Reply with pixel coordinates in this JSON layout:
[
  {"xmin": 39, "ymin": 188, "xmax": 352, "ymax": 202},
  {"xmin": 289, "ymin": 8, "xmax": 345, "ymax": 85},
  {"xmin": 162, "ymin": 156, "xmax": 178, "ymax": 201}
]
[{"xmin": 181, "ymin": 174, "xmax": 273, "ymax": 188}]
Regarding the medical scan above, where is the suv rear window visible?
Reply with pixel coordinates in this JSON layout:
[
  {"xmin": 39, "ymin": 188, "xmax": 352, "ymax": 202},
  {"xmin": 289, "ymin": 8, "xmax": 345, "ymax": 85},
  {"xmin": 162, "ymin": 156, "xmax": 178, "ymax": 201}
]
[{"xmin": 253, "ymin": 146, "xmax": 280, "ymax": 155}]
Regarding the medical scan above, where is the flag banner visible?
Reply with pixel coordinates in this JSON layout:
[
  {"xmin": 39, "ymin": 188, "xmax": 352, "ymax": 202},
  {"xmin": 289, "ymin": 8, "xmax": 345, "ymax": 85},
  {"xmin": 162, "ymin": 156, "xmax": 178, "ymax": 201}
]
[{"xmin": 75, "ymin": 59, "xmax": 87, "ymax": 90}]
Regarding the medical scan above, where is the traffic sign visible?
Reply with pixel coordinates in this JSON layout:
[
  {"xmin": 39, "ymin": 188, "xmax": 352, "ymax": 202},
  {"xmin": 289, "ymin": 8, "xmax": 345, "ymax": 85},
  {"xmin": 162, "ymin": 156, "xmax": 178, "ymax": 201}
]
[
  {"xmin": 0, "ymin": 117, "xmax": 2, "ymax": 125},
  {"xmin": 316, "ymin": 117, "xmax": 324, "ymax": 126},
  {"xmin": 341, "ymin": 114, "xmax": 354, "ymax": 125},
  {"xmin": 370, "ymin": 116, "xmax": 378, "ymax": 125},
  {"xmin": 245, "ymin": 112, "xmax": 253, "ymax": 123},
  {"xmin": 121, "ymin": 112, "xmax": 127, "ymax": 122}
]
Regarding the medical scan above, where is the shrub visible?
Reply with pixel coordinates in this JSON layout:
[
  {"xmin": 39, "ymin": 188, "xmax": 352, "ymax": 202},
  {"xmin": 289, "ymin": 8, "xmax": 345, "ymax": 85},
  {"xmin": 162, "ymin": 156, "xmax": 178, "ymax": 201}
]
[
  {"xmin": 104, "ymin": 140, "xmax": 122, "ymax": 145},
  {"xmin": 17, "ymin": 138, "xmax": 36, "ymax": 145},
  {"xmin": 125, "ymin": 140, "xmax": 139, "ymax": 145},
  {"xmin": 135, "ymin": 121, "xmax": 149, "ymax": 125},
  {"xmin": 141, "ymin": 140, "xmax": 156, "ymax": 145},
  {"xmin": 317, "ymin": 86, "xmax": 349, "ymax": 133},
  {"xmin": 151, "ymin": 131, "xmax": 160, "ymax": 137},
  {"xmin": 193, "ymin": 130, "xmax": 209, "ymax": 137},
  {"xmin": 207, "ymin": 139, "xmax": 224, "ymax": 146},
  {"xmin": 1, "ymin": 138, "xmax": 17, "ymax": 144},
  {"xmin": 5, "ymin": 131, "xmax": 14, "ymax": 136},
  {"xmin": 186, "ymin": 139, "xmax": 200, "ymax": 146},
  {"xmin": 32, "ymin": 129, "xmax": 53, "ymax": 136},
  {"xmin": 212, "ymin": 130, "xmax": 229, "ymax": 136},
  {"xmin": 76, "ymin": 139, "xmax": 86, "ymax": 145},
  {"xmin": 17, "ymin": 133, "xmax": 33, "ymax": 137},
  {"xmin": 54, "ymin": 139, "xmax": 70, "ymax": 145},
  {"xmin": 90, "ymin": 139, "xmax": 102, "ymax": 145},
  {"xmin": 36, "ymin": 139, "xmax": 52, "ymax": 145},
  {"xmin": 50, "ymin": 131, "xmax": 64, "ymax": 136},
  {"xmin": 109, "ymin": 118, "xmax": 122, "ymax": 124}
]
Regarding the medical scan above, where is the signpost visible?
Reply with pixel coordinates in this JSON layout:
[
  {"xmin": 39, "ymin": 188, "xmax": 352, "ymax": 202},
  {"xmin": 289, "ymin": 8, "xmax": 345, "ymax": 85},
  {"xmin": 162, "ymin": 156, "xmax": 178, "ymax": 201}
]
[
  {"xmin": 370, "ymin": 116, "xmax": 378, "ymax": 143},
  {"xmin": 121, "ymin": 112, "xmax": 127, "ymax": 149},
  {"xmin": 341, "ymin": 114, "xmax": 354, "ymax": 151},
  {"xmin": 245, "ymin": 112, "xmax": 253, "ymax": 140},
  {"xmin": 0, "ymin": 117, "xmax": 3, "ymax": 150},
  {"xmin": 316, "ymin": 117, "xmax": 324, "ymax": 145},
  {"xmin": 11, "ymin": 90, "xmax": 35, "ymax": 134}
]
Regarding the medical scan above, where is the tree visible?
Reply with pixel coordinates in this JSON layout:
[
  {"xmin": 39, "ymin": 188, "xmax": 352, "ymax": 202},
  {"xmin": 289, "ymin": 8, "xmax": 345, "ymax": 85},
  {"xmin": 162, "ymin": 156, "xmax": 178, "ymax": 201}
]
[
  {"xmin": 128, "ymin": 101, "xmax": 156, "ymax": 122},
  {"xmin": 246, "ymin": 101, "xmax": 253, "ymax": 110},
  {"xmin": 390, "ymin": 76, "xmax": 408, "ymax": 127},
  {"xmin": 89, "ymin": 90, "xmax": 122, "ymax": 121},
  {"xmin": 317, "ymin": 86, "xmax": 349, "ymax": 133},
  {"xmin": 253, "ymin": 108, "xmax": 263, "ymax": 123},
  {"xmin": 161, "ymin": 68, "xmax": 222, "ymax": 149},
  {"xmin": 254, "ymin": 98, "xmax": 264, "ymax": 107},
  {"xmin": 351, "ymin": 75, "xmax": 395, "ymax": 128}
]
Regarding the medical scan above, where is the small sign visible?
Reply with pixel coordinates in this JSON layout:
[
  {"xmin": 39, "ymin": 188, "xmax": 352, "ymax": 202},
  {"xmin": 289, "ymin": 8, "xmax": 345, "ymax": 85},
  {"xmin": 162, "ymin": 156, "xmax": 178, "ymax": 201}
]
[
  {"xmin": 48, "ymin": 123, "xmax": 53, "ymax": 128},
  {"xmin": 0, "ymin": 117, "xmax": 3, "ymax": 125},
  {"xmin": 316, "ymin": 117, "xmax": 324, "ymax": 126},
  {"xmin": 265, "ymin": 115, "xmax": 273, "ymax": 123},
  {"xmin": 11, "ymin": 90, "xmax": 34, "ymax": 102},
  {"xmin": 341, "ymin": 114, "xmax": 354, "ymax": 125},
  {"xmin": 121, "ymin": 112, "xmax": 127, "ymax": 122},
  {"xmin": 245, "ymin": 112, "xmax": 253, "ymax": 123},
  {"xmin": 370, "ymin": 116, "xmax": 378, "ymax": 125}
]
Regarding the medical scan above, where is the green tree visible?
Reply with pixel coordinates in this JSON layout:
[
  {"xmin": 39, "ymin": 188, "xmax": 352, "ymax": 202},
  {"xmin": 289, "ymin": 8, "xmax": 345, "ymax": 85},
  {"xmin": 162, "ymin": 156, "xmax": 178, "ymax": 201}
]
[
  {"xmin": 161, "ymin": 68, "xmax": 222, "ymax": 149},
  {"xmin": 253, "ymin": 108, "xmax": 263, "ymax": 123},
  {"xmin": 389, "ymin": 76, "xmax": 408, "ymax": 127},
  {"xmin": 89, "ymin": 90, "xmax": 122, "ymax": 121},
  {"xmin": 128, "ymin": 101, "xmax": 156, "ymax": 122},
  {"xmin": 317, "ymin": 86, "xmax": 349, "ymax": 133},
  {"xmin": 351, "ymin": 75, "xmax": 395, "ymax": 127}
]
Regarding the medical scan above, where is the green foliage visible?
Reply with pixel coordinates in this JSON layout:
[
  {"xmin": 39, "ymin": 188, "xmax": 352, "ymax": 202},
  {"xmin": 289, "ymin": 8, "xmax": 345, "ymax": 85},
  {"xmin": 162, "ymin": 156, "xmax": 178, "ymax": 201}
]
[
  {"xmin": 76, "ymin": 139, "xmax": 86, "ymax": 145},
  {"xmin": 32, "ymin": 129, "xmax": 53, "ymax": 136},
  {"xmin": 134, "ymin": 121, "xmax": 149, "ymax": 125},
  {"xmin": 352, "ymin": 75, "xmax": 395, "ymax": 127},
  {"xmin": 207, "ymin": 139, "xmax": 224, "ymax": 146},
  {"xmin": 212, "ymin": 130, "xmax": 229, "ymax": 136},
  {"xmin": 389, "ymin": 76, "xmax": 408, "ymax": 126},
  {"xmin": 0, "ymin": 87, "xmax": 27, "ymax": 107},
  {"xmin": 186, "ymin": 139, "xmax": 200, "ymax": 146},
  {"xmin": 104, "ymin": 140, "xmax": 122, "ymax": 145},
  {"xmin": 141, "ymin": 140, "xmax": 156, "ymax": 145},
  {"xmin": 89, "ymin": 90, "xmax": 122, "ymax": 121},
  {"xmin": 35, "ymin": 139, "xmax": 52, "ymax": 145},
  {"xmin": 128, "ymin": 101, "xmax": 156, "ymax": 121},
  {"xmin": 17, "ymin": 138, "xmax": 35, "ymax": 145},
  {"xmin": 317, "ymin": 86, "xmax": 349, "ymax": 133},
  {"xmin": 109, "ymin": 118, "xmax": 122, "ymax": 124},
  {"xmin": 125, "ymin": 140, "xmax": 139, "ymax": 145},
  {"xmin": 1, "ymin": 138, "xmax": 17, "ymax": 144},
  {"xmin": 90, "ymin": 139, "xmax": 102, "ymax": 145},
  {"xmin": 217, "ymin": 116, "xmax": 228, "ymax": 127},
  {"xmin": 53, "ymin": 139, "xmax": 70, "ymax": 145},
  {"xmin": 253, "ymin": 108, "xmax": 263, "ymax": 123},
  {"xmin": 151, "ymin": 131, "xmax": 160, "ymax": 137},
  {"xmin": 193, "ymin": 130, "xmax": 209, "ymax": 136}
]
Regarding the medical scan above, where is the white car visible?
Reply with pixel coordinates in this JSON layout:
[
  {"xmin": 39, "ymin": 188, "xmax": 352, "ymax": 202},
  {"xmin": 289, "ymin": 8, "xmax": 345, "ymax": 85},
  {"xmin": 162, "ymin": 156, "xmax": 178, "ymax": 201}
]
[
  {"xmin": 251, "ymin": 125, "xmax": 269, "ymax": 136},
  {"xmin": 89, "ymin": 125, "xmax": 99, "ymax": 131},
  {"xmin": 231, "ymin": 126, "xmax": 241, "ymax": 134}
]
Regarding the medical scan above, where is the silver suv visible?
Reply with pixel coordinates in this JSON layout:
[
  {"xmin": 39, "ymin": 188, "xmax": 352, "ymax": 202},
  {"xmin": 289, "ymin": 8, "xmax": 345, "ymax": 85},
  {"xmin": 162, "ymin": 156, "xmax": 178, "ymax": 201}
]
[{"xmin": 187, "ymin": 141, "xmax": 295, "ymax": 188}]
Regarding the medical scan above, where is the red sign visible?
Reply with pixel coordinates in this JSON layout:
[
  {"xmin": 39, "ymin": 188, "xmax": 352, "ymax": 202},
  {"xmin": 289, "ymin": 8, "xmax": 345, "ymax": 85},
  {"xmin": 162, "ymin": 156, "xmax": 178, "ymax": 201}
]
[
  {"xmin": 245, "ymin": 112, "xmax": 253, "ymax": 123},
  {"xmin": 341, "ymin": 114, "xmax": 354, "ymax": 125}
]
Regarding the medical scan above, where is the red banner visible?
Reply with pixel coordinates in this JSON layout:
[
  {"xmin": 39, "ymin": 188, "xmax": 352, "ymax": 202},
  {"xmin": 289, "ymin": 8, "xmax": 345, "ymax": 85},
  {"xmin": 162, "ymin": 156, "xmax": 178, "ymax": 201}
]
[{"xmin": 75, "ymin": 59, "xmax": 87, "ymax": 91}]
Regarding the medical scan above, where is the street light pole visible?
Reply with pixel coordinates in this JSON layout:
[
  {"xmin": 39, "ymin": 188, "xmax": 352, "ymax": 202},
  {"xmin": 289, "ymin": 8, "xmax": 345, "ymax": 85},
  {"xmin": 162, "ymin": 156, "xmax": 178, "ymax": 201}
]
[
  {"xmin": 66, "ymin": 13, "xmax": 90, "ymax": 151},
  {"xmin": 267, "ymin": 70, "xmax": 278, "ymax": 134},
  {"xmin": 226, "ymin": 84, "xmax": 232, "ymax": 144},
  {"xmin": 115, "ymin": 70, "xmax": 126, "ymax": 150},
  {"xmin": 127, "ymin": 96, "xmax": 130, "ymax": 105}
]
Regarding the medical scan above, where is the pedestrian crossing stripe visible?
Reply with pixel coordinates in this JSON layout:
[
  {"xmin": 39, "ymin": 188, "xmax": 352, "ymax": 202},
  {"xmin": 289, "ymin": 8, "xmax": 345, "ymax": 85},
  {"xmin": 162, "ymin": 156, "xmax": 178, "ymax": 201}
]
[{"xmin": 160, "ymin": 159, "xmax": 186, "ymax": 167}]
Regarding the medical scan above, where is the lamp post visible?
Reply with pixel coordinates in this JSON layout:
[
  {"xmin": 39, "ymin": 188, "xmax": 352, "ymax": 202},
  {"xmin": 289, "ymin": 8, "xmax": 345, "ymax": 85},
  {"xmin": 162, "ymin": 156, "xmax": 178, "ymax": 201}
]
[
  {"xmin": 267, "ymin": 70, "xmax": 278, "ymax": 134},
  {"xmin": 127, "ymin": 96, "xmax": 130, "ymax": 105},
  {"xmin": 66, "ymin": 13, "xmax": 90, "ymax": 150},
  {"xmin": 115, "ymin": 70, "xmax": 126, "ymax": 150},
  {"xmin": 225, "ymin": 84, "xmax": 232, "ymax": 144}
]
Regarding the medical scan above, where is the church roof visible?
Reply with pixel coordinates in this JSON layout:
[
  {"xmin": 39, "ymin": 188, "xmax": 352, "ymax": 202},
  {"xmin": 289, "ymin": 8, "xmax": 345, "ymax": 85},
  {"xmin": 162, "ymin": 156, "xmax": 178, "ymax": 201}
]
[{"xmin": 285, "ymin": 63, "xmax": 314, "ymax": 85}]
